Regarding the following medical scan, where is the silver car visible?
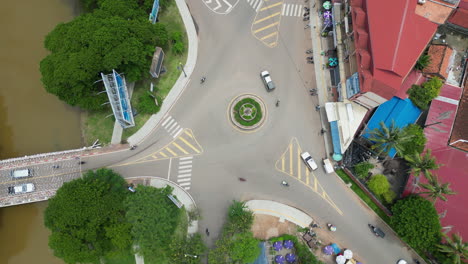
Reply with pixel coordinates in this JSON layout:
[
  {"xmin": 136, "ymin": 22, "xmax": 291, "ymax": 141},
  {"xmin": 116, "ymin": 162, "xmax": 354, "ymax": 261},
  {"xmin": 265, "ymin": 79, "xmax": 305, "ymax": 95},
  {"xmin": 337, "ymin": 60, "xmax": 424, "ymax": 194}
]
[
  {"xmin": 301, "ymin": 152, "xmax": 318, "ymax": 171},
  {"xmin": 260, "ymin": 70, "xmax": 276, "ymax": 91}
]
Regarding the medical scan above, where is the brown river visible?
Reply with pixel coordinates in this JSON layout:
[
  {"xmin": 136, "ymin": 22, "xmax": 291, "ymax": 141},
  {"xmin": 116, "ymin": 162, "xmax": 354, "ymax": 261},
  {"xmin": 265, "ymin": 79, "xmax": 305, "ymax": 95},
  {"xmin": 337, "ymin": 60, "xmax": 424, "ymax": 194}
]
[{"xmin": 0, "ymin": 0, "xmax": 82, "ymax": 263}]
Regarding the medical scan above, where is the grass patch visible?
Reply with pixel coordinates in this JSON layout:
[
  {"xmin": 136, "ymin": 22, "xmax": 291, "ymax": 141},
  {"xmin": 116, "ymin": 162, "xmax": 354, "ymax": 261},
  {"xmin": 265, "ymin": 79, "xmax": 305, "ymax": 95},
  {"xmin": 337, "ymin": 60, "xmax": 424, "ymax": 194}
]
[
  {"xmin": 83, "ymin": 0, "xmax": 188, "ymax": 145},
  {"xmin": 233, "ymin": 98, "xmax": 263, "ymax": 126},
  {"xmin": 336, "ymin": 169, "xmax": 390, "ymax": 223}
]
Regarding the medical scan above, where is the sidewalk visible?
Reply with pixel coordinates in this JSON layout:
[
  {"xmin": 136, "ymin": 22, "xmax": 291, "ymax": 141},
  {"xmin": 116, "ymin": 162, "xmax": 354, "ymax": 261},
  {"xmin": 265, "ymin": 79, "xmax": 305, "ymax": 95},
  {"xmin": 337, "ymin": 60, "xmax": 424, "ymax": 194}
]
[
  {"xmin": 245, "ymin": 200, "xmax": 313, "ymax": 228},
  {"xmin": 126, "ymin": 176, "xmax": 199, "ymax": 264},
  {"xmin": 111, "ymin": 0, "xmax": 198, "ymax": 145}
]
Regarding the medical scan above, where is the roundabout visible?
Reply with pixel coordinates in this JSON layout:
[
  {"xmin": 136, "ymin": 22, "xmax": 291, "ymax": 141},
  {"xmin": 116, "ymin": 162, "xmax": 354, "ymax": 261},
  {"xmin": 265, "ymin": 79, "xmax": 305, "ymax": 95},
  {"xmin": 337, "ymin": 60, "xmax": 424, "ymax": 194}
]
[{"xmin": 229, "ymin": 94, "xmax": 267, "ymax": 131}]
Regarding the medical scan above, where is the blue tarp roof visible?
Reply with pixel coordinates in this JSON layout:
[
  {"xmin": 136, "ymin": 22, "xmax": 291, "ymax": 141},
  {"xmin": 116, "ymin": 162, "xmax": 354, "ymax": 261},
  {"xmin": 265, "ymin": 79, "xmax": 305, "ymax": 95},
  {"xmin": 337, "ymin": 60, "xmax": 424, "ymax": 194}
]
[
  {"xmin": 330, "ymin": 121, "xmax": 342, "ymax": 155},
  {"xmin": 363, "ymin": 97, "xmax": 421, "ymax": 157}
]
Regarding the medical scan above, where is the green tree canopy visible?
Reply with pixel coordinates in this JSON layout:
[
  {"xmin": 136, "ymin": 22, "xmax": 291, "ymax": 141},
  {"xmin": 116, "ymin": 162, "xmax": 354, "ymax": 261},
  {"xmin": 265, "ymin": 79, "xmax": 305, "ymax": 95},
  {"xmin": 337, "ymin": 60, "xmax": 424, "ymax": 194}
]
[
  {"xmin": 419, "ymin": 174, "xmax": 456, "ymax": 204},
  {"xmin": 230, "ymin": 232, "xmax": 261, "ymax": 264},
  {"xmin": 368, "ymin": 174, "xmax": 390, "ymax": 196},
  {"xmin": 437, "ymin": 233, "xmax": 468, "ymax": 264},
  {"xmin": 400, "ymin": 124, "xmax": 427, "ymax": 156},
  {"xmin": 391, "ymin": 196, "xmax": 441, "ymax": 251},
  {"xmin": 408, "ymin": 77, "xmax": 443, "ymax": 110},
  {"xmin": 169, "ymin": 234, "xmax": 206, "ymax": 264},
  {"xmin": 40, "ymin": 1, "xmax": 168, "ymax": 110},
  {"xmin": 44, "ymin": 169, "xmax": 131, "ymax": 264},
  {"xmin": 125, "ymin": 185, "xmax": 182, "ymax": 262},
  {"xmin": 353, "ymin": 161, "xmax": 374, "ymax": 180},
  {"xmin": 404, "ymin": 150, "xmax": 440, "ymax": 179},
  {"xmin": 368, "ymin": 120, "xmax": 414, "ymax": 156}
]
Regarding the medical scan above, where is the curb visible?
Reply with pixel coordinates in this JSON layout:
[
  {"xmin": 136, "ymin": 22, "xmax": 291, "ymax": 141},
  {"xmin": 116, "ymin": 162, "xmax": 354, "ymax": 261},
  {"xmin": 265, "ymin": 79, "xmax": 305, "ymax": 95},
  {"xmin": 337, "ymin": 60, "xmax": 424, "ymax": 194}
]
[{"xmin": 127, "ymin": 0, "xmax": 198, "ymax": 145}]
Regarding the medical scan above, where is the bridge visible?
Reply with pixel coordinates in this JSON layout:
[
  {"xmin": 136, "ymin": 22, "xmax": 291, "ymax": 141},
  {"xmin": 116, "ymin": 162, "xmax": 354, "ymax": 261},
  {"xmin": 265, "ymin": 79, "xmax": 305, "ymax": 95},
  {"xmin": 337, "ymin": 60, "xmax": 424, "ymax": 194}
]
[{"xmin": 0, "ymin": 146, "xmax": 116, "ymax": 208}]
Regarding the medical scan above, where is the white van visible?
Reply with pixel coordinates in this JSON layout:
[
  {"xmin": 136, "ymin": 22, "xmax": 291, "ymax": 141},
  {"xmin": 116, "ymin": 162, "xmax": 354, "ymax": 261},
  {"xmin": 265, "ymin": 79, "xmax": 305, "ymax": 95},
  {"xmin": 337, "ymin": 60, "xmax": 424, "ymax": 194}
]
[
  {"xmin": 323, "ymin": 159, "xmax": 335, "ymax": 174},
  {"xmin": 8, "ymin": 183, "xmax": 35, "ymax": 195},
  {"xmin": 10, "ymin": 169, "xmax": 32, "ymax": 178}
]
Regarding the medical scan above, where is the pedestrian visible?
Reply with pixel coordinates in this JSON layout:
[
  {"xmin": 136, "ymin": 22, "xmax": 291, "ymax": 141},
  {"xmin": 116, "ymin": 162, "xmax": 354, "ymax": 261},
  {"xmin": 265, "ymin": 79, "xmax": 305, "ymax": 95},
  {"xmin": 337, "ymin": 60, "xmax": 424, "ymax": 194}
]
[
  {"xmin": 315, "ymin": 105, "xmax": 321, "ymax": 111},
  {"xmin": 205, "ymin": 228, "xmax": 210, "ymax": 236}
]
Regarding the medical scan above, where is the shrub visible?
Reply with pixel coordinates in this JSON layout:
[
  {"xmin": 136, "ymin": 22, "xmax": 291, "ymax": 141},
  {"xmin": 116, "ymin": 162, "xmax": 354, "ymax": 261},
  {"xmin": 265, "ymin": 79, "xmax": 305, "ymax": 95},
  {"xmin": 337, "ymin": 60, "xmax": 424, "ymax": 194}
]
[
  {"xmin": 353, "ymin": 162, "xmax": 375, "ymax": 179},
  {"xmin": 170, "ymin": 31, "xmax": 183, "ymax": 43},
  {"xmin": 368, "ymin": 174, "xmax": 390, "ymax": 196},
  {"xmin": 415, "ymin": 54, "xmax": 431, "ymax": 71},
  {"xmin": 400, "ymin": 124, "xmax": 427, "ymax": 156},
  {"xmin": 382, "ymin": 190, "xmax": 396, "ymax": 204},
  {"xmin": 407, "ymin": 77, "xmax": 443, "ymax": 110},
  {"xmin": 173, "ymin": 42, "xmax": 185, "ymax": 54}
]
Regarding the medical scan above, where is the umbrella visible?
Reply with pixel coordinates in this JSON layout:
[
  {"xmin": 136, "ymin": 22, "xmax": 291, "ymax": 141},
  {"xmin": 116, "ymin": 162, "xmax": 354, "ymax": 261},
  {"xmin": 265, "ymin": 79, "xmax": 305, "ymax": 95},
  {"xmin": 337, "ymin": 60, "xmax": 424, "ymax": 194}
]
[
  {"xmin": 323, "ymin": 11, "xmax": 332, "ymax": 19},
  {"xmin": 329, "ymin": 57, "xmax": 338, "ymax": 67},
  {"xmin": 283, "ymin": 240, "xmax": 294, "ymax": 249},
  {"xmin": 336, "ymin": 255, "xmax": 346, "ymax": 264},
  {"xmin": 323, "ymin": 1, "xmax": 332, "ymax": 9},
  {"xmin": 323, "ymin": 245, "xmax": 334, "ymax": 255},
  {"xmin": 286, "ymin": 253, "xmax": 296, "ymax": 263},
  {"xmin": 275, "ymin": 255, "xmax": 285, "ymax": 264},
  {"xmin": 397, "ymin": 260, "xmax": 407, "ymax": 264},
  {"xmin": 343, "ymin": 249, "xmax": 353, "ymax": 259},
  {"xmin": 357, "ymin": 263, "xmax": 363, "ymax": 264},
  {"xmin": 273, "ymin": 241, "xmax": 283, "ymax": 251},
  {"xmin": 331, "ymin": 243, "xmax": 341, "ymax": 254}
]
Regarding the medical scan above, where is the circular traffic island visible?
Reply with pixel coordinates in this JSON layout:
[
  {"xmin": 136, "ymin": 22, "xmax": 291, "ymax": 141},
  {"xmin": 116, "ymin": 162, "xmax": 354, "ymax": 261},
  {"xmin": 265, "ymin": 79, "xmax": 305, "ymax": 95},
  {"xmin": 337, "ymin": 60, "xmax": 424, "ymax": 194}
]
[{"xmin": 230, "ymin": 94, "xmax": 266, "ymax": 131}]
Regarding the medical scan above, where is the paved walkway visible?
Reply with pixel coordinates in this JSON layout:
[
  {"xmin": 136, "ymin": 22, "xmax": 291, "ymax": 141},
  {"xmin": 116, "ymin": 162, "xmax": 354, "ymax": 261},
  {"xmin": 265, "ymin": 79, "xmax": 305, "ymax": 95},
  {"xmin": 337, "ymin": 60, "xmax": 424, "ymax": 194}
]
[
  {"xmin": 110, "ymin": 0, "xmax": 198, "ymax": 146},
  {"xmin": 126, "ymin": 176, "xmax": 198, "ymax": 264},
  {"xmin": 245, "ymin": 200, "xmax": 313, "ymax": 228}
]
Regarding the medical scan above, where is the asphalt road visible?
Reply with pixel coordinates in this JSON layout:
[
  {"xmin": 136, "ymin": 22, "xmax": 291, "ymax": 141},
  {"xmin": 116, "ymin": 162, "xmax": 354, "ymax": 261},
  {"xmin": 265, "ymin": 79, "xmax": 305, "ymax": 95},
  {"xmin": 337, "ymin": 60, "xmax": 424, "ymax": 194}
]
[{"xmin": 0, "ymin": 0, "xmax": 416, "ymax": 263}]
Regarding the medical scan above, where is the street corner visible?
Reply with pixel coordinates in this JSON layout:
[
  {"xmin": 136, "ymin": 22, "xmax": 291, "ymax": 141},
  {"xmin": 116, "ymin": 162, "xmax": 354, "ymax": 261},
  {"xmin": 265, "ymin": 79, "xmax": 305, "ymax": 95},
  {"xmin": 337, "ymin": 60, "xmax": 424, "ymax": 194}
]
[
  {"xmin": 202, "ymin": 0, "xmax": 239, "ymax": 15},
  {"xmin": 251, "ymin": 0, "xmax": 283, "ymax": 47},
  {"xmin": 275, "ymin": 137, "xmax": 343, "ymax": 215},
  {"xmin": 119, "ymin": 129, "xmax": 204, "ymax": 166}
]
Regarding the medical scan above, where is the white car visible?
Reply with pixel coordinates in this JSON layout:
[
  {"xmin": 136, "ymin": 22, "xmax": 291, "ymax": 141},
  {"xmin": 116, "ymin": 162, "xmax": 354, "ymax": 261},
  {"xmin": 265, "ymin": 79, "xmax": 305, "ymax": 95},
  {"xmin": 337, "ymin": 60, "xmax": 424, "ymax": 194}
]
[
  {"xmin": 301, "ymin": 152, "xmax": 318, "ymax": 171},
  {"xmin": 8, "ymin": 183, "xmax": 35, "ymax": 195},
  {"xmin": 260, "ymin": 70, "xmax": 276, "ymax": 91}
]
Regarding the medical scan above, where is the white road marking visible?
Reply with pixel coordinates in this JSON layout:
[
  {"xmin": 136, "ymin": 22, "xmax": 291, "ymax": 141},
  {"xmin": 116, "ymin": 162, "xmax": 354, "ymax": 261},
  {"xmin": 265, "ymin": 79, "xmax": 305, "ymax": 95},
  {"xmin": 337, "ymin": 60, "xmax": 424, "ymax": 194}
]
[
  {"xmin": 180, "ymin": 156, "xmax": 193, "ymax": 161},
  {"xmin": 179, "ymin": 160, "xmax": 193, "ymax": 165},
  {"xmin": 173, "ymin": 127, "xmax": 184, "ymax": 138},
  {"xmin": 179, "ymin": 165, "xmax": 193, "ymax": 169},
  {"xmin": 177, "ymin": 178, "xmax": 191, "ymax": 183},
  {"xmin": 161, "ymin": 116, "xmax": 172, "ymax": 127}
]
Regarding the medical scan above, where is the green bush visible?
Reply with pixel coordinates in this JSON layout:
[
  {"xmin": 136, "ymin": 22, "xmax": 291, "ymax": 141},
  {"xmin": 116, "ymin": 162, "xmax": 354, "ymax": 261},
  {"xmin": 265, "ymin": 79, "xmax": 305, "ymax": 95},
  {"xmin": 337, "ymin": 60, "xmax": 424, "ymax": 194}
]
[
  {"xmin": 415, "ymin": 54, "xmax": 431, "ymax": 71},
  {"xmin": 137, "ymin": 92, "xmax": 161, "ymax": 114},
  {"xmin": 367, "ymin": 174, "xmax": 390, "ymax": 196},
  {"xmin": 173, "ymin": 42, "xmax": 185, "ymax": 54},
  {"xmin": 400, "ymin": 124, "xmax": 427, "ymax": 156},
  {"xmin": 170, "ymin": 31, "xmax": 183, "ymax": 43},
  {"xmin": 382, "ymin": 190, "xmax": 396, "ymax": 204},
  {"xmin": 353, "ymin": 162, "xmax": 375, "ymax": 179},
  {"xmin": 407, "ymin": 77, "xmax": 443, "ymax": 110}
]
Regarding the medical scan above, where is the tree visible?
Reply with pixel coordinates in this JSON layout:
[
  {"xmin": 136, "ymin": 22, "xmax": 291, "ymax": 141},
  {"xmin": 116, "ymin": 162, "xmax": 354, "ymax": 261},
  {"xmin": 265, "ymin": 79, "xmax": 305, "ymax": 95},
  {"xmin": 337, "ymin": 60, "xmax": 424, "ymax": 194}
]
[
  {"xmin": 419, "ymin": 174, "xmax": 456, "ymax": 204},
  {"xmin": 367, "ymin": 120, "xmax": 414, "ymax": 156},
  {"xmin": 391, "ymin": 196, "xmax": 441, "ymax": 251},
  {"xmin": 404, "ymin": 150, "xmax": 440, "ymax": 179},
  {"xmin": 227, "ymin": 200, "xmax": 254, "ymax": 233},
  {"xmin": 367, "ymin": 174, "xmax": 390, "ymax": 196},
  {"xmin": 230, "ymin": 232, "xmax": 261, "ymax": 264},
  {"xmin": 415, "ymin": 54, "xmax": 431, "ymax": 70},
  {"xmin": 44, "ymin": 169, "xmax": 131, "ymax": 264},
  {"xmin": 125, "ymin": 185, "xmax": 182, "ymax": 262},
  {"xmin": 437, "ymin": 233, "xmax": 468, "ymax": 264},
  {"xmin": 40, "ymin": 4, "xmax": 168, "ymax": 110},
  {"xmin": 407, "ymin": 77, "xmax": 443, "ymax": 110},
  {"xmin": 169, "ymin": 234, "xmax": 207, "ymax": 264},
  {"xmin": 400, "ymin": 124, "xmax": 427, "ymax": 156},
  {"xmin": 353, "ymin": 161, "xmax": 374, "ymax": 180}
]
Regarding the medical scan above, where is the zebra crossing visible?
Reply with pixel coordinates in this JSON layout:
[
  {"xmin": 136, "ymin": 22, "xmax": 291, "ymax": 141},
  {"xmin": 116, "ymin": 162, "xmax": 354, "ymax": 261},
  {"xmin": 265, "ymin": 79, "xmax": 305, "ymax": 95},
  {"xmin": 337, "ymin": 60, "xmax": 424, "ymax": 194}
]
[
  {"xmin": 176, "ymin": 156, "xmax": 193, "ymax": 190},
  {"xmin": 282, "ymin": 3, "xmax": 304, "ymax": 17},
  {"xmin": 245, "ymin": 0, "xmax": 304, "ymax": 17},
  {"xmin": 161, "ymin": 116, "xmax": 184, "ymax": 138}
]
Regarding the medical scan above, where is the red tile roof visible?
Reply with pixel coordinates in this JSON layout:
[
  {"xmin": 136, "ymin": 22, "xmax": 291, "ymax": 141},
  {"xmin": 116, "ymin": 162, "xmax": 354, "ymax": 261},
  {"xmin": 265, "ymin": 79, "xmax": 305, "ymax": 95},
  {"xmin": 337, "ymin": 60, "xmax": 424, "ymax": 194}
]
[
  {"xmin": 423, "ymin": 45, "xmax": 453, "ymax": 79},
  {"xmin": 351, "ymin": 0, "xmax": 438, "ymax": 100},
  {"xmin": 403, "ymin": 84, "xmax": 468, "ymax": 238},
  {"xmin": 448, "ymin": 0, "xmax": 468, "ymax": 28}
]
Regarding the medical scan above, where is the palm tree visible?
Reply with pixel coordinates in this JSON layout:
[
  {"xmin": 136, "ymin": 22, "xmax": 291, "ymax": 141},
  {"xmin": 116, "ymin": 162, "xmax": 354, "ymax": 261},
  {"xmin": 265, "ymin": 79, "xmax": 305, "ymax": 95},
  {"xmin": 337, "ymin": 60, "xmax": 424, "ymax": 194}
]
[
  {"xmin": 367, "ymin": 120, "xmax": 414, "ymax": 156},
  {"xmin": 437, "ymin": 233, "xmax": 468, "ymax": 264},
  {"xmin": 404, "ymin": 150, "xmax": 440, "ymax": 179},
  {"xmin": 419, "ymin": 173, "xmax": 456, "ymax": 203},
  {"xmin": 415, "ymin": 54, "xmax": 431, "ymax": 70}
]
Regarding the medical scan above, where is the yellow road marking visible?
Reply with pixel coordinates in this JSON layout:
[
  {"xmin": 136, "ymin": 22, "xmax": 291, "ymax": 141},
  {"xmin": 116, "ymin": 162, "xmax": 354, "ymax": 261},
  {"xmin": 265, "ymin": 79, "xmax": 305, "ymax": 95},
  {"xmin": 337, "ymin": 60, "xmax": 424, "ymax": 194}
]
[
  {"xmin": 268, "ymin": 42, "xmax": 278, "ymax": 47},
  {"xmin": 178, "ymin": 136, "xmax": 200, "ymax": 153},
  {"xmin": 260, "ymin": 1, "xmax": 282, "ymax": 11},
  {"xmin": 172, "ymin": 142, "xmax": 188, "ymax": 155},
  {"xmin": 152, "ymin": 154, "xmax": 158, "ymax": 159},
  {"xmin": 184, "ymin": 130, "xmax": 193, "ymax": 139},
  {"xmin": 289, "ymin": 144, "xmax": 293, "ymax": 175},
  {"xmin": 159, "ymin": 151, "xmax": 167, "ymax": 158},
  {"xmin": 297, "ymin": 147, "xmax": 301, "ymax": 180},
  {"xmin": 254, "ymin": 14, "xmax": 280, "ymax": 25},
  {"xmin": 165, "ymin": 147, "xmax": 177, "ymax": 156},
  {"xmin": 305, "ymin": 173, "xmax": 310, "ymax": 185},
  {"xmin": 281, "ymin": 157, "xmax": 285, "ymax": 171},
  {"xmin": 254, "ymin": 22, "xmax": 279, "ymax": 33},
  {"xmin": 260, "ymin": 32, "xmax": 278, "ymax": 41},
  {"xmin": 313, "ymin": 176, "xmax": 318, "ymax": 191}
]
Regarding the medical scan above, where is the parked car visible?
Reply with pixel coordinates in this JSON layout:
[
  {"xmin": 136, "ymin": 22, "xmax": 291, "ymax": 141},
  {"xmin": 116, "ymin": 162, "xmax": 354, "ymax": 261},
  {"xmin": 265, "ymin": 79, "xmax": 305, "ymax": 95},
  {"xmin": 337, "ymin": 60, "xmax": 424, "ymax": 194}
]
[
  {"xmin": 301, "ymin": 152, "xmax": 318, "ymax": 171},
  {"xmin": 10, "ymin": 169, "xmax": 32, "ymax": 178},
  {"xmin": 8, "ymin": 183, "xmax": 35, "ymax": 195},
  {"xmin": 260, "ymin": 70, "xmax": 276, "ymax": 91}
]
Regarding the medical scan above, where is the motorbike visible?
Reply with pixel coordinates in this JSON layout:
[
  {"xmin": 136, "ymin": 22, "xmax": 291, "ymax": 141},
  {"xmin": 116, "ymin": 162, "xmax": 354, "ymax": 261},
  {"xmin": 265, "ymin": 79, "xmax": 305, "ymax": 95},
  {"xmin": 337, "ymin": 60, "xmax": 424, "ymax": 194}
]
[
  {"xmin": 281, "ymin": 181, "xmax": 289, "ymax": 187},
  {"xmin": 303, "ymin": 17, "xmax": 310, "ymax": 21},
  {"xmin": 304, "ymin": 7, "xmax": 310, "ymax": 11},
  {"xmin": 306, "ymin": 56, "xmax": 313, "ymax": 60},
  {"xmin": 368, "ymin": 224, "xmax": 386, "ymax": 238},
  {"xmin": 200, "ymin": 77, "xmax": 206, "ymax": 84},
  {"xmin": 130, "ymin": 145, "xmax": 137, "ymax": 150},
  {"xmin": 306, "ymin": 49, "xmax": 313, "ymax": 54}
]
